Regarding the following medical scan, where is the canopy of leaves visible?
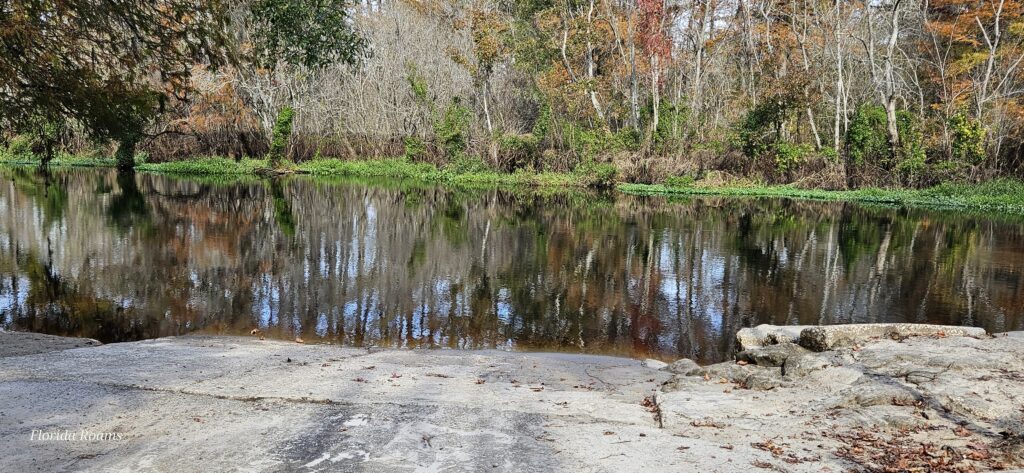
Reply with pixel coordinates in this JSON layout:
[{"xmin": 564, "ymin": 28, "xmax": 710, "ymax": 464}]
[
  {"xmin": 0, "ymin": 0, "xmax": 231, "ymax": 143},
  {"xmin": 248, "ymin": 0, "xmax": 368, "ymax": 69}
]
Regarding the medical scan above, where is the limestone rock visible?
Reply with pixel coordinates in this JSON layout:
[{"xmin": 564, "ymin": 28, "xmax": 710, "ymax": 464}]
[
  {"xmin": 782, "ymin": 351, "xmax": 843, "ymax": 377},
  {"xmin": 661, "ymin": 374, "xmax": 703, "ymax": 393},
  {"xmin": 642, "ymin": 359, "xmax": 668, "ymax": 370},
  {"xmin": 798, "ymin": 324, "xmax": 987, "ymax": 352},
  {"xmin": 801, "ymin": 366, "xmax": 864, "ymax": 388},
  {"xmin": 735, "ymin": 324, "xmax": 807, "ymax": 351},
  {"xmin": 663, "ymin": 358, "xmax": 701, "ymax": 376},
  {"xmin": 700, "ymin": 361, "xmax": 755, "ymax": 384},
  {"xmin": 736, "ymin": 342, "xmax": 810, "ymax": 367},
  {"xmin": 831, "ymin": 381, "xmax": 922, "ymax": 408},
  {"xmin": 741, "ymin": 369, "xmax": 783, "ymax": 390}
]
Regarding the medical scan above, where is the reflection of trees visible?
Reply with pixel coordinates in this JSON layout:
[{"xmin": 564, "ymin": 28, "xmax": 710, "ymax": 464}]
[
  {"xmin": 4, "ymin": 251, "xmax": 156, "ymax": 342},
  {"xmin": 3, "ymin": 168, "xmax": 68, "ymax": 228},
  {"xmin": 0, "ymin": 170, "xmax": 1022, "ymax": 362},
  {"xmin": 270, "ymin": 179, "xmax": 295, "ymax": 237},
  {"xmin": 107, "ymin": 172, "xmax": 150, "ymax": 232}
]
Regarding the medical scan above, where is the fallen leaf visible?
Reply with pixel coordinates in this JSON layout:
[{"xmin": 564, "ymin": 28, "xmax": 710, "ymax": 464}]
[
  {"xmin": 752, "ymin": 440, "xmax": 785, "ymax": 456},
  {"xmin": 691, "ymin": 419, "xmax": 726, "ymax": 428}
]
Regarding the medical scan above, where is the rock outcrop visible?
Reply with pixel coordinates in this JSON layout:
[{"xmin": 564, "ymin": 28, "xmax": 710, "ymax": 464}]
[
  {"xmin": 735, "ymin": 322, "xmax": 987, "ymax": 353},
  {"xmin": 797, "ymin": 323, "xmax": 987, "ymax": 351},
  {"xmin": 660, "ymin": 324, "xmax": 1023, "ymax": 472},
  {"xmin": 0, "ymin": 326, "xmax": 1020, "ymax": 473}
]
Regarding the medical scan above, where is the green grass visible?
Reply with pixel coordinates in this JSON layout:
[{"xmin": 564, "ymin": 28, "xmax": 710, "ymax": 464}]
[
  {"xmin": 619, "ymin": 178, "xmax": 1024, "ymax": 213},
  {"xmin": 136, "ymin": 157, "xmax": 271, "ymax": 175},
  {"xmin": 297, "ymin": 157, "xmax": 580, "ymax": 188},
  {"xmin": 0, "ymin": 152, "xmax": 116, "ymax": 168}
]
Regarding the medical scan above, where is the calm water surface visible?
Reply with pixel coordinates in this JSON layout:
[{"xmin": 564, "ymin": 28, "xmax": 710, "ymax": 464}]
[{"xmin": 1, "ymin": 168, "xmax": 1021, "ymax": 362}]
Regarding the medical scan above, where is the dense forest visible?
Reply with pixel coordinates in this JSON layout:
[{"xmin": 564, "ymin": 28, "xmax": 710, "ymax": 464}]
[{"xmin": 4, "ymin": 0, "xmax": 1024, "ymax": 189}]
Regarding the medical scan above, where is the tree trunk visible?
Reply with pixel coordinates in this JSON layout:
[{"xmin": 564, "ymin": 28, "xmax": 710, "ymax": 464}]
[
  {"xmin": 885, "ymin": 97, "xmax": 900, "ymax": 160},
  {"xmin": 481, "ymin": 82, "xmax": 494, "ymax": 135},
  {"xmin": 585, "ymin": 0, "xmax": 606, "ymax": 126},
  {"xmin": 628, "ymin": 13, "xmax": 640, "ymax": 130},
  {"xmin": 651, "ymin": 55, "xmax": 660, "ymax": 137},
  {"xmin": 116, "ymin": 137, "xmax": 138, "ymax": 172},
  {"xmin": 883, "ymin": 1, "xmax": 902, "ymax": 161},
  {"xmin": 38, "ymin": 139, "xmax": 55, "ymax": 170}
]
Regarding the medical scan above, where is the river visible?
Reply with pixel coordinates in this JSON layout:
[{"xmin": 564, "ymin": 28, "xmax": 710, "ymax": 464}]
[{"xmin": 1, "ymin": 167, "xmax": 1021, "ymax": 362}]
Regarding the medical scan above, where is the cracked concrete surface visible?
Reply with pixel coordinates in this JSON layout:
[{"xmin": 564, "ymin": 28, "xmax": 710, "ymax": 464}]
[{"xmin": 0, "ymin": 329, "xmax": 1022, "ymax": 472}]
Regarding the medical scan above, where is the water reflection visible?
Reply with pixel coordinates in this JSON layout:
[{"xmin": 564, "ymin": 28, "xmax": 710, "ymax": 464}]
[{"xmin": 1, "ymin": 168, "xmax": 1021, "ymax": 362}]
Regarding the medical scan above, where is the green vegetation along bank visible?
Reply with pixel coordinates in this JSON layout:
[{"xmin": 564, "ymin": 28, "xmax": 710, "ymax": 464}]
[{"xmin": 4, "ymin": 155, "xmax": 1024, "ymax": 214}]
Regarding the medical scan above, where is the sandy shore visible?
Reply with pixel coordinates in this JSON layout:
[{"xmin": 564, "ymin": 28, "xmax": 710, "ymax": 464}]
[{"xmin": 0, "ymin": 325, "xmax": 1021, "ymax": 472}]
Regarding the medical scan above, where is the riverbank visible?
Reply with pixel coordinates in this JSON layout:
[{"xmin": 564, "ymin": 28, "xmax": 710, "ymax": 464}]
[
  {"xmin": 5, "ymin": 155, "xmax": 1024, "ymax": 213},
  {"xmin": 621, "ymin": 178, "xmax": 1024, "ymax": 214},
  {"xmin": 0, "ymin": 325, "xmax": 1020, "ymax": 472}
]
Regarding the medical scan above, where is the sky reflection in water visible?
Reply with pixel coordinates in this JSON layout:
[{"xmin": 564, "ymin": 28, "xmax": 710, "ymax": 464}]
[{"xmin": 1, "ymin": 168, "xmax": 1021, "ymax": 362}]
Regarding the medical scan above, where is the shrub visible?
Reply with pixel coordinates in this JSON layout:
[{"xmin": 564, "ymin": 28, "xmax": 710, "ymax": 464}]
[
  {"xmin": 444, "ymin": 154, "xmax": 489, "ymax": 174},
  {"xmin": 6, "ymin": 134, "xmax": 35, "ymax": 160},
  {"xmin": 820, "ymin": 146, "xmax": 839, "ymax": 161},
  {"xmin": 4, "ymin": 115, "xmax": 64, "ymax": 163},
  {"xmin": 574, "ymin": 159, "xmax": 618, "ymax": 188},
  {"xmin": 895, "ymin": 112, "xmax": 928, "ymax": 185},
  {"xmin": 846, "ymin": 105, "xmax": 928, "ymax": 183},
  {"xmin": 895, "ymin": 149, "xmax": 927, "ymax": 185},
  {"xmin": 652, "ymin": 101, "xmax": 688, "ymax": 148},
  {"xmin": 497, "ymin": 132, "xmax": 539, "ymax": 170},
  {"xmin": 489, "ymin": 101, "xmax": 554, "ymax": 171},
  {"xmin": 531, "ymin": 101, "xmax": 552, "ymax": 143},
  {"xmin": 268, "ymin": 106, "xmax": 295, "ymax": 167},
  {"xmin": 949, "ymin": 112, "xmax": 986, "ymax": 165},
  {"xmin": 738, "ymin": 97, "xmax": 791, "ymax": 159},
  {"xmin": 772, "ymin": 142, "xmax": 813, "ymax": 172},
  {"xmin": 403, "ymin": 136, "xmax": 427, "ymax": 160},
  {"xmin": 434, "ymin": 97, "xmax": 471, "ymax": 159},
  {"xmin": 847, "ymin": 105, "xmax": 889, "ymax": 166},
  {"xmin": 406, "ymin": 65, "xmax": 430, "ymax": 105},
  {"xmin": 564, "ymin": 125, "xmax": 640, "ymax": 159}
]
